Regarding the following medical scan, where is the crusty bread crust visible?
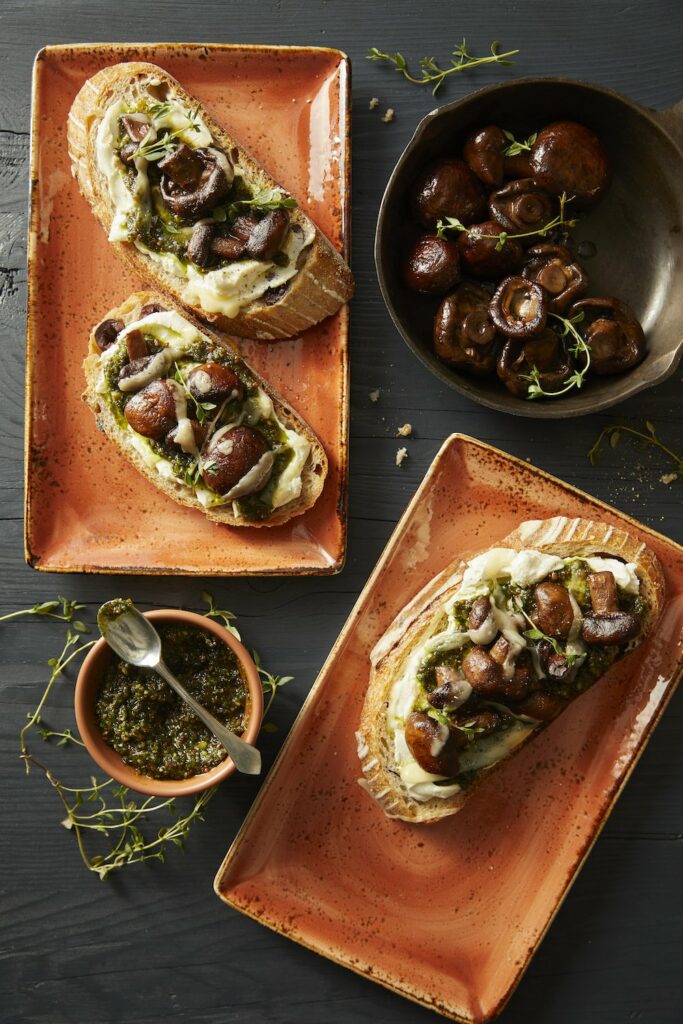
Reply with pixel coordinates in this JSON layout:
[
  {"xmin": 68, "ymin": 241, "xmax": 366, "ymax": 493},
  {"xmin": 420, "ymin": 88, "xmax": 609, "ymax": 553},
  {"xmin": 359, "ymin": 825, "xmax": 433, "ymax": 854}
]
[
  {"xmin": 67, "ymin": 61, "xmax": 354, "ymax": 340},
  {"xmin": 356, "ymin": 516, "xmax": 666, "ymax": 823},
  {"xmin": 83, "ymin": 290, "xmax": 328, "ymax": 528}
]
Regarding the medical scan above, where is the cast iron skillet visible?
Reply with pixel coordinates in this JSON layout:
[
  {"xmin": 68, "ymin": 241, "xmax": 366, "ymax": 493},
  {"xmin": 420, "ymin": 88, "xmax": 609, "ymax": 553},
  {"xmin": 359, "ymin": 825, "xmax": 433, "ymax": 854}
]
[{"xmin": 375, "ymin": 78, "xmax": 683, "ymax": 418}]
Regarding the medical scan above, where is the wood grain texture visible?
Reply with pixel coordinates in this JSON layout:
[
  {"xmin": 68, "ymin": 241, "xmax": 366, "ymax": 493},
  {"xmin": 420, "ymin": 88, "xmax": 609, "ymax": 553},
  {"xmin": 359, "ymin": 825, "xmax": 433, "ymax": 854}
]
[{"xmin": 1, "ymin": 1, "xmax": 682, "ymax": 1022}]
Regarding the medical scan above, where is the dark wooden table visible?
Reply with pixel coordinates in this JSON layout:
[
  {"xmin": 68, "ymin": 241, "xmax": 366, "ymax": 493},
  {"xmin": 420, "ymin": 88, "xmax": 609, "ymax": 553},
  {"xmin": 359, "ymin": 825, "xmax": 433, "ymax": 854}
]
[{"xmin": 1, "ymin": 1, "xmax": 682, "ymax": 1021}]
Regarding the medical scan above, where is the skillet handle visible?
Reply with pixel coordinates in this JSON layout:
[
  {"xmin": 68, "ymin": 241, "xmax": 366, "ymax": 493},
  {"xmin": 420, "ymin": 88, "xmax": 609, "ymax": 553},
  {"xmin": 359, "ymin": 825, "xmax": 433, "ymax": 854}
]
[{"xmin": 653, "ymin": 99, "xmax": 683, "ymax": 150}]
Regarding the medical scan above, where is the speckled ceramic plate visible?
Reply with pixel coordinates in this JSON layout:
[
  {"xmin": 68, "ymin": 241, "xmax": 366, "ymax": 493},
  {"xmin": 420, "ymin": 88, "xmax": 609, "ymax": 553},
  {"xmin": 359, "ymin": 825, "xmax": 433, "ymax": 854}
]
[
  {"xmin": 25, "ymin": 43, "xmax": 350, "ymax": 575},
  {"xmin": 215, "ymin": 434, "xmax": 683, "ymax": 1022}
]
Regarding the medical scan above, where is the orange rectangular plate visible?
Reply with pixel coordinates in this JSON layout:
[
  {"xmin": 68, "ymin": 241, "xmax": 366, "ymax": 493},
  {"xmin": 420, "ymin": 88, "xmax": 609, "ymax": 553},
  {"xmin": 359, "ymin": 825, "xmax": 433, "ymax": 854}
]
[
  {"xmin": 26, "ymin": 43, "xmax": 350, "ymax": 575},
  {"xmin": 215, "ymin": 434, "xmax": 683, "ymax": 1022}
]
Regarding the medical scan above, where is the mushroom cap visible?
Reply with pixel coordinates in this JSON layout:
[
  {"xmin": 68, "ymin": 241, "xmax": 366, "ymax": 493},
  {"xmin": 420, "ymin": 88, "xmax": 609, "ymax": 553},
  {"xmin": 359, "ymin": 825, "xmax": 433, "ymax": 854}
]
[
  {"xmin": 489, "ymin": 177, "xmax": 555, "ymax": 235},
  {"xmin": 570, "ymin": 296, "xmax": 646, "ymax": 375},
  {"xmin": 530, "ymin": 121, "xmax": 611, "ymax": 206},
  {"xmin": 523, "ymin": 244, "xmax": 588, "ymax": 312},
  {"xmin": 403, "ymin": 234, "xmax": 461, "ymax": 295},
  {"xmin": 463, "ymin": 125, "xmax": 508, "ymax": 187},
  {"xmin": 412, "ymin": 158, "xmax": 488, "ymax": 229},
  {"xmin": 457, "ymin": 220, "xmax": 524, "ymax": 279},
  {"xmin": 497, "ymin": 328, "xmax": 574, "ymax": 398},
  {"xmin": 433, "ymin": 282, "xmax": 500, "ymax": 375},
  {"xmin": 159, "ymin": 146, "xmax": 232, "ymax": 220},
  {"xmin": 489, "ymin": 275, "xmax": 548, "ymax": 338}
]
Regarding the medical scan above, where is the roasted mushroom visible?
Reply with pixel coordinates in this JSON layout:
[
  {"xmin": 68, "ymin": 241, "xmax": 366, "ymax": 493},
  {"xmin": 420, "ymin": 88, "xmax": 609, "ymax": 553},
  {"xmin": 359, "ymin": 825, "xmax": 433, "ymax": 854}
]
[
  {"xmin": 490, "ymin": 276, "xmax": 548, "ymax": 338},
  {"xmin": 125, "ymin": 329, "xmax": 148, "ymax": 362},
  {"xmin": 244, "ymin": 209, "xmax": 290, "ymax": 260},
  {"xmin": 497, "ymin": 328, "xmax": 573, "ymax": 398},
  {"xmin": 404, "ymin": 711, "xmax": 463, "ymax": 776},
  {"xmin": 402, "ymin": 234, "xmax": 461, "ymax": 295},
  {"xmin": 428, "ymin": 667, "xmax": 472, "ymax": 711},
  {"xmin": 530, "ymin": 121, "xmax": 611, "ymax": 206},
  {"xmin": 569, "ymin": 297, "xmax": 646, "ymax": 376},
  {"xmin": 412, "ymin": 158, "xmax": 487, "ymax": 229},
  {"xmin": 517, "ymin": 689, "xmax": 568, "ymax": 721},
  {"xmin": 537, "ymin": 639, "xmax": 573, "ymax": 681},
  {"xmin": 124, "ymin": 380, "xmax": 177, "ymax": 440},
  {"xmin": 457, "ymin": 220, "xmax": 524, "ymax": 279},
  {"xmin": 522, "ymin": 244, "xmax": 588, "ymax": 312},
  {"xmin": 187, "ymin": 363, "xmax": 244, "ymax": 404},
  {"xmin": 489, "ymin": 178, "xmax": 555, "ymax": 236},
  {"xmin": 463, "ymin": 125, "xmax": 508, "ymax": 187},
  {"xmin": 94, "ymin": 318, "xmax": 124, "ymax": 351},
  {"xmin": 581, "ymin": 570, "xmax": 640, "ymax": 645},
  {"xmin": 531, "ymin": 582, "xmax": 574, "ymax": 639},
  {"xmin": 462, "ymin": 640, "xmax": 531, "ymax": 701},
  {"xmin": 201, "ymin": 425, "xmax": 273, "ymax": 497},
  {"xmin": 165, "ymin": 419, "xmax": 208, "ymax": 453},
  {"xmin": 159, "ymin": 145, "xmax": 233, "ymax": 219},
  {"xmin": 433, "ymin": 282, "xmax": 501, "ymax": 374}
]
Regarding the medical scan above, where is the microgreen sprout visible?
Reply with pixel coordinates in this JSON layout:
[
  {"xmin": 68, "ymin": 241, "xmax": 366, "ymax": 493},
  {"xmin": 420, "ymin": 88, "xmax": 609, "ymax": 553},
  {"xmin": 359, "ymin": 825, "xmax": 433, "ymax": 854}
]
[{"xmin": 367, "ymin": 39, "xmax": 519, "ymax": 95}]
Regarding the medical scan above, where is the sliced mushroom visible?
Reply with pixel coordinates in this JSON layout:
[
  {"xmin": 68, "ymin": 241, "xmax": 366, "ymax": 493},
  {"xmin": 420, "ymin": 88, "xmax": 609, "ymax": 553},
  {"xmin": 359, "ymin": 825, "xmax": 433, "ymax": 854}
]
[
  {"xmin": 433, "ymin": 283, "xmax": 501, "ymax": 375},
  {"xmin": 125, "ymin": 329, "xmax": 148, "ymax": 362},
  {"xmin": 412, "ymin": 158, "xmax": 488, "ymax": 229},
  {"xmin": 490, "ymin": 276, "xmax": 548, "ymax": 338},
  {"xmin": 404, "ymin": 711, "xmax": 463, "ymax": 776},
  {"xmin": 569, "ymin": 297, "xmax": 646, "ymax": 376},
  {"xmin": 186, "ymin": 223, "xmax": 215, "ymax": 267},
  {"xmin": 403, "ymin": 234, "xmax": 461, "ymax": 295},
  {"xmin": 138, "ymin": 302, "xmax": 166, "ymax": 317},
  {"xmin": 457, "ymin": 220, "xmax": 524, "ymax": 279},
  {"xmin": 489, "ymin": 178, "xmax": 555, "ymax": 235},
  {"xmin": 159, "ymin": 147, "xmax": 232, "ymax": 219},
  {"xmin": 522, "ymin": 244, "xmax": 588, "ymax": 312},
  {"xmin": 94, "ymin": 318, "xmax": 124, "ymax": 351},
  {"xmin": 467, "ymin": 595, "xmax": 492, "ymax": 631},
  {"xmin": 531, "ymin": 582, "xmax": 574, "ymax": 639},
  {"xmin": 530, "ymin": 121, "xmax": 611, "ymax": 206},
  {"xmin": 581, "ymin": 570, "xmax": 640, "ymax": 645},
  {"xmin": 120, "ymin": 113, "xmax": 152, "ymax": 144},
  {"xmin": 497, "ymin": 328, "xmax": 574, "ymax": 398}
]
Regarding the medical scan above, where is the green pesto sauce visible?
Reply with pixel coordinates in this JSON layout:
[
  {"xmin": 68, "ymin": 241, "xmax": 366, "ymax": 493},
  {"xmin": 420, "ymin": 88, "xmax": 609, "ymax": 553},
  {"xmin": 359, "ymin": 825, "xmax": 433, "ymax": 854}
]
[{"xmin": 95, "ymin": 623, "xmax": 248, "ymax": 780}]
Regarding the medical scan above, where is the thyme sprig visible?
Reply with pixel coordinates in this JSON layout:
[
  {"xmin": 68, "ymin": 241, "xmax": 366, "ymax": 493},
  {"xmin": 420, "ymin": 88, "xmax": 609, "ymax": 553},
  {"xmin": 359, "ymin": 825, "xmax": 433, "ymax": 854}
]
[
  {"xmin": 503, "ymin": 129, "xmax": 537, "ymax": 156},
  {"xmin": 588, "ymin": 421, "xmax": 683, "ymax": 479},
  {"xmin": 14, "ymin": 594, "xmax": 291, "ymax": 879},
  {"xmin": 367, "ymin": 39, "xmax": 519, "ymax": 95},
  {"xmin": 437, "ymin": 192, "xmax": 577, "ymax": 251},
  {"xmin": 134, "ymin": 103, "xmax": 203, "ymax": 162},
  {"xmin": 523, "ymin": 311, "xmax": 590, "ymax": 400},
  {"xmin": 172, "ymin": 363, "xmax": 217, "ymax": 425}
]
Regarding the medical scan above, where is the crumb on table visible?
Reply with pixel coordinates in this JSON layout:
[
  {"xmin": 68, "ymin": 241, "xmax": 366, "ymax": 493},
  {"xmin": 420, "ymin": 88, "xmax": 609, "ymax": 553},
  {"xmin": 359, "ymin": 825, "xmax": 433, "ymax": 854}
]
[
  {"xmin": 369, "ymin": 96, "xmax": 379, "ymax": 110},
  {"xmin": 395, "ymin": 447, "xmax": 409, "ymax": 467},
  {"xmin": 369, "ymin": 389, "xmax": 380, "ymax": 402},
  {"xmin": 660, "ymin": 472, "xmax": 678, "ymax": 485},
  {"xmin": 382, "ymin": 108, "xmax": 395, "ymax": 123},
  {"xmin": 396, "ymin": 423, "xmax": 412, "ymax": 437}
]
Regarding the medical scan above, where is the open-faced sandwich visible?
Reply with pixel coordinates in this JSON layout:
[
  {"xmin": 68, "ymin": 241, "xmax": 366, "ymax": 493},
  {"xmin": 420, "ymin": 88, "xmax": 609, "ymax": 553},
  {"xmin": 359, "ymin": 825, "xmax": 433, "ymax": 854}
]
[
  {"xmin": 84, "ymin": 291, "xmax": 327, "ymax": 527},
  {"xmin": 67, "ymin": 62, "xmax": 353, "ymax": 340},
  {"xmin": 357, "ymin": 516, "xmax": 665, "ymax": 822}
]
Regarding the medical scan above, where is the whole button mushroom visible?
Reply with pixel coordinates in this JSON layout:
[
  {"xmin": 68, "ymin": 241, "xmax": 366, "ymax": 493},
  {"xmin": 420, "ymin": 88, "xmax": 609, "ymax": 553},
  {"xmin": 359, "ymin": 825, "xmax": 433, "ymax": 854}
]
[
  {"xmin": 244, "ymin": 209, "xmax": 290, "ymax": 261},
  {"xmin": 530, "ymin": 121, "xmax": 611, "ymax": 206},
  {"xmin": 403, "ymin": 234, "xmax": 461, "ymax": 295},
  {"xmin": 159, "ymin": 146, "xmax": 232, "ymax": 220},
  {"xmin": 569, "ymin": 297, "xmax": 646, "ymax": 375},
  {"xmin": 463, "ymin": 125, "xmax": 508, "ymax": 187},
  {"xmin": 457, "ymin": 220, "xmax": 524, "ymax": 279},
  {"xmin": 165, "ymin": 419, "xmax": 208, "ymax": 453},
  {"xmin": 124, "ymin": 379, "xmax": 177, "ymax": 440},
  {"xmin": 497, "ymin": 328, "xmax": 574, "ymax": 398},
  {"xmin": 433, "ymin": 282, "xmax": 500, "ymax": 374},
  {"xmin": 581, "ymin": 570, "xmax": 640, "ymax": 645},
  {"xmin": 187, "ymin": 363, "xmax": 244, "ymax": 404},
  {"xmin": 531, "ymin": 582, "xmax": 574, "ymax": 639},
  {"xmin": 412, "ymin": 158, "xmax": 487, "ymax": 229},
  {"xmin": 517, "ymin": 690, "xmax": 568, "ymax": 722},
  {"xmin": 202, "ymin": 425, "xmax": 271, "ymax": 496},
  {"xmin": 461, "ymin": 639, "xmax": 533, "ymax": 701},
  {"xmin": 404, "ymin": 711, "xmax": 463, "ymax": 776},
  {"xmin": 522, "ymin": 244, "xmax": 588, "ymax": 312},
  {"xmin": 490, "ymin": 276, "xmax": 548, "ymax": 338},
  {"xmin": 94, "ymin": 318, "xmax": 125, "ymax": 351},
  {"xmin": 489, "ymin": 178, "xmax": 555, "ymax": 236}
]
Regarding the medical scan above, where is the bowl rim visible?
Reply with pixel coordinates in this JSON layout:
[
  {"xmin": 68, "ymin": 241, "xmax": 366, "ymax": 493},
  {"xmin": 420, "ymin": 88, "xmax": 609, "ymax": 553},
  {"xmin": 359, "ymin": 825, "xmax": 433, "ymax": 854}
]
[
  {"xmin": 74, "ymin": 608, "xmax": 263, "ymax": 797},
  {"xmin": 374, "ymin": 74, "xmax": 683, "ymax": 419}
]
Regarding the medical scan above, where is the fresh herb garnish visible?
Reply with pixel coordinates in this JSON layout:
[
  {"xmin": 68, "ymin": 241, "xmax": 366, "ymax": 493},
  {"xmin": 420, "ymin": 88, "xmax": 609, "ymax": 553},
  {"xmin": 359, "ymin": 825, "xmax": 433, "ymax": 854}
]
[
  {"xmin": 522, "ymin": 311, "xmax": 590, "ymax": 400},
  {"xmin": 173, "ymin": 362, "xmax": 217, "ymax": 425},
  {"xmin": 502, "ymin": 129, "xmax": 537, "ymax": 156},
  {"xmin": 437, "ymin": 192, "xmax": 577, "ymax": 250},
  {"xmin": 588, "ymin": 420, "xmax": 683, "ymax": 479},
  {"xmin": 236, "ymin": 187, "xmax": 297, "ymax": 212},
  {"xmin": 367, "ymin": 39, "xmax": 519, "ymax": 95},
  {"xmin": 134, "ymin": 103, "xmax": 203, "ymax": 162},
  {"xmin": 514, "ymin": 601, "xmax": 583, "ymax": 666},
  {"xmin": 14, "ymin": 593, "xmax": 291, "ymax": 879}
]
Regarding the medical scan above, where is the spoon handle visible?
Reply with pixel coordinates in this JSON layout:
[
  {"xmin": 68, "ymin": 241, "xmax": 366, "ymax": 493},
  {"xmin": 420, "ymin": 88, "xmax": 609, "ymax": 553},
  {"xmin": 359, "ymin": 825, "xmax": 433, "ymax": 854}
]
[{"xmin": 155, "ymin": 660, "xmax": 261, "ymax": 776}]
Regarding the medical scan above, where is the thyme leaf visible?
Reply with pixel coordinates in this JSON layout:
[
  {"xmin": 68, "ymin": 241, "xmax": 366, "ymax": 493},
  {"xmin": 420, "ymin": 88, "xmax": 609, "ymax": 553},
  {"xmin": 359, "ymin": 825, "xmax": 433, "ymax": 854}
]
[
  {"xmin": 502, "ymin": 130, "xmax": 537, "ymax": 156},
  {"xmin": 522, "ymin": 311, "xmax": 590, "ymax": 400}
]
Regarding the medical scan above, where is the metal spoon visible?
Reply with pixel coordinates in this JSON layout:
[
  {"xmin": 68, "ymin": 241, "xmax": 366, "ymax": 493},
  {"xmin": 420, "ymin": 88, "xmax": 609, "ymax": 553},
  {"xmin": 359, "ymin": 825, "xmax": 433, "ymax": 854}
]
[{"xmin": 98, "ymin": 601, "xmax": 261, "ymax": 776}]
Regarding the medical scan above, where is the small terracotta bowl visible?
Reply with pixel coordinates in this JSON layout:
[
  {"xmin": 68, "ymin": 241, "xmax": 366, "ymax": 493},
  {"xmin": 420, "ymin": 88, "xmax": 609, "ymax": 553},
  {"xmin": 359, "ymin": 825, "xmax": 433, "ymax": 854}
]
[{"xmin": 74, "ymin": 609, "xmax": 263, "ymax": 797}]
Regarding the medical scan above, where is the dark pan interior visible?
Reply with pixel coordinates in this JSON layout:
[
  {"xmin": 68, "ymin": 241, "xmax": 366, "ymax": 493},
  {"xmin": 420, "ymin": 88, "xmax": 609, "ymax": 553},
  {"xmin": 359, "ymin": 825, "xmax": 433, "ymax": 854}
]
[{"xmin": 375, "ymin": 79, "xmax": 683, "ymax": 417}]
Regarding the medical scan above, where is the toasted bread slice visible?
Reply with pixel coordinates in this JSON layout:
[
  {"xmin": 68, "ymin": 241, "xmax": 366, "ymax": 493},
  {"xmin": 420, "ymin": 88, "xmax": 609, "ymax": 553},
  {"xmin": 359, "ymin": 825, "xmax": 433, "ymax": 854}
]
[
  {"xmin": 83, "ymin": 291, "xmax": 328, "ymax": 527},
  {"xmin": 357, "ymin": 516, "xmax": 665, "ymax": 823},
  {"xmin": 68, "ymin": 61, "xmax": 353, "ymax": 340}
]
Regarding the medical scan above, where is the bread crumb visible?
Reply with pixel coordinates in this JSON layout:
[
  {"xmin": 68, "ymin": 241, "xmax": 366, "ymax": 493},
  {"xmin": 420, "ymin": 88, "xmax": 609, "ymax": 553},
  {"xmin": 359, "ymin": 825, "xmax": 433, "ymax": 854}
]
[
  {"xmin": 369, "ymin": 97, "xmax": 379, "ymax": 110},
  {"xmin": 382, "ymin": 108, "xmax": 395, "ymax": 123},
  {"xmin": 396, "ymin": 447, "xmax": 409, "ymax": 467},
  {"xmin": 369, "ymin": 389, "xmax": 380, "ymax": 402},
  {"xmin": 660, "ymin": 472, "xmax": 678, "ymax": 485},
  {"xmin": 396, "ymin": 423, "xmax": 412, "ymax": 437}
]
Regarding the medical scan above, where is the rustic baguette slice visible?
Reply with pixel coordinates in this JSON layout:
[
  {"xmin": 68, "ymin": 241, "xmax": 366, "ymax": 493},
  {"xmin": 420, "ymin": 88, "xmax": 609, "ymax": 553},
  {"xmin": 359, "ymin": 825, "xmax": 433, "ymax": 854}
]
[
  {"xmin": 83, "ymin": 291, "xmax": 328, "ymax": 528},
  {"xmin": 357, "ymin": 516, "xmax": 665, "ymax": 823},
  {"xmin": 67, "ymin": 61, "xmax": 353, "ymax": 340}
]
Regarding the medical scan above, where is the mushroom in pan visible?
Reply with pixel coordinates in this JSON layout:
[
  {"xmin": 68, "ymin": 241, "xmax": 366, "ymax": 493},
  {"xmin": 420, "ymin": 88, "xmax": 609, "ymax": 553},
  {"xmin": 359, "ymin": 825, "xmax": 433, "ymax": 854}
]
[
  {"xmin": 433, "ymin": 282, "xmax": 500, "ymax": 374},
  {"xmin": 404, "ymin": 711, "xmax": 463, "ymax": 776},
  {"xmin": 497, "ymin": 328, "xmax": 574, "ymax": 398},
  {"xmin": 402, "ymin": 234, "xmax": 461, "ymax": 295},
  {"xmin": 581, "ymin": 570, "xmax": 640, "ymax": 645},
  {"xmin": 159, "ymin": 145, "xmax": 233, "ymax": 220},
  {"xmin": 489, "ymin": 178, "xmax": 555, "ymax": 236},
  {"xmin": 457, "ymin": 220, "xmax": 524, "ymax": 279},
  {"xmin": 489, "ymin": 276, "xmax": 548, "ymax": 338},
  {"xmin": 530, "ymin": 121, "xmax": 611, "ymax": 206},
  {"xmin": 411, "ymin": 158, "xmax": 487, "ymax": 229},
  {"xmin": 569, "ymin": 297, "xmax": 646, "ymax": 375},
  {"xmin": 463, "ymin": 125, "xmax": 532, "ymax": 186},
  {"xmin": 522, "ymin": 244, "xmax": 588, "ymax": 312},
  {"xmin": 201, "ymin": 425, "xmax": 273, "ymax": 497}
]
